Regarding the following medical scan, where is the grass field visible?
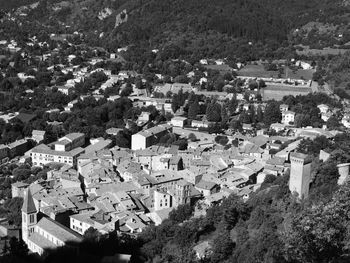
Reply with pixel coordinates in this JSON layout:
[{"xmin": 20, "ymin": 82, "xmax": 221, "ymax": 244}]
[
  {"xmin": 237, "ymin": 64, "xmax": 314, "ymax": 80},
  {"xmin": 262, "ymin": 85, "xmax": 312, "ymax": 101}
]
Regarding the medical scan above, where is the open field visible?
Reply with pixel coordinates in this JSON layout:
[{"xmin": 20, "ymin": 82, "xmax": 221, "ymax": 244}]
[
  {"xmin": 262, "ymin": 84, "xmax": 312, "ymax": 101},
  {"xmin": 237, "ymin": 64, "xmax": 314, "ymax": 80}
]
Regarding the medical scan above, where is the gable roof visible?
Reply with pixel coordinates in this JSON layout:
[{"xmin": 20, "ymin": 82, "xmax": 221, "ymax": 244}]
[
  {"xmin": 16, "ymin": 113, "xmax": 36, "ymax": 123},
  {"xmin": 36, "ymin": 217, "xmax": 82, "ymax": 243},
  {"xmin": 22, "ymin": 188, "xmax": 37, "ymax": 214}
]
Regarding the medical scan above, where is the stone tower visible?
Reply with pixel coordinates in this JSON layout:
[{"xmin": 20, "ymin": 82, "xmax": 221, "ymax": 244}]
[
  {"xmin": 21, "ymin": 188, "xmax": 37, "ymax": 243},
  {"xmin": 289, "ymin": 152, "xmax": 311, "ymax": 199}
]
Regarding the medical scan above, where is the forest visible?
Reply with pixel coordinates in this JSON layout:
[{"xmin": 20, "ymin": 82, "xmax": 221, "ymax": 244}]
[{"xmin": 15, "ymin": 0, "xmax": 349, "ymax": 62}]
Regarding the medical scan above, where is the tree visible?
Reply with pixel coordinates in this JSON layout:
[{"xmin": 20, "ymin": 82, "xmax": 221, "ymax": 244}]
[
  {"xmin": 206, "ymin": 101, "xmax": 221, "ymax": 122},
  {"xmin": 210, "ymin": 231, "xmax": 234, "ymax": 263},
  {"xmin": 221, "ymin": 106, "xmax": 229, "ymax": 126},
  {"xmin": 8, "ymin": 237, "xmax": 28, "ymax": 257},
  {"xmin": 263, "ymin": 101, "xmax": 281, "ymax": 126},
  {"xmin": 226, "ymin": 97, "xmax": 237, "ymax": 116},
  {"xmin": 284, "ymin": 183, "xmax": 350, "ymax": 263},
  {"xmin": 326, "ymin": 115, "xmax": 340, "ymax": 129},
  {"xmin": 188, "ymin": 97, "xmax": 200, "ymax": 119},
  {"xmin": 120, "ymin": 84, "xmax": 133, "ymax": 97},
  {"xmin": 169, "ymin": 204, "xmax": 193, "ymax": 223},
  {"xmin": 188, "ymin": 133, "xmax": 197, "ymax": 142},
  {"xmin": 0, "ymin": 79, "xmax": 13, "ymax": 91},
  {"xmin": 83, "ymin": 227, "xmax": 102, "ymax": 243},
  {"xmin": 256, "ymin": 105, "xmax": 264, "ymax": 123},
  {"xmin": 215, "ymin": 135, "xmax": 229, "ymax": 145},
  {"xmin": 171, "ymin": 94, "xmax": 180, "ymax": 113},
  {"xmin": 309, "ymin": 160, "xmax": 339, "ymax": 202}
]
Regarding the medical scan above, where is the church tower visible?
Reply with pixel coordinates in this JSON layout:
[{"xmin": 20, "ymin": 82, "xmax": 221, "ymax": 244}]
[
  {"xmin": 21, "ymin": 188, "xmax": 37, "ymax": 243},
  {"xmin": 289, "ymin": 152, "xmax": 311, "ymax": 199}
]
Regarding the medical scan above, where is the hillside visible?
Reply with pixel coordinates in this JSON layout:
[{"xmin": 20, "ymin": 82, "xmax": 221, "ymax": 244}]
[
  {"xmin": 0, "ymin": 0, "xmax": 38, "ymax": 11},
  {"xmin": 7, "ymin": 0, "xmax": 345, "ymax": 60}
]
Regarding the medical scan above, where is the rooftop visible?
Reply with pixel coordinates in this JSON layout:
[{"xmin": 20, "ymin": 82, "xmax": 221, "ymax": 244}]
[{"xmin": 36, "ymin": 217, "xmax": 82, "ymax": 243}]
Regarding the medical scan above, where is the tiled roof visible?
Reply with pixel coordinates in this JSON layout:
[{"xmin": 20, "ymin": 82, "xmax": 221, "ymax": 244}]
[
  {"xmin": 36, "ymin": 217, "xmax": 82, "ymax": 243},
  {"xmin": 195, "ymin": 180, "xmax": 217, "ymax": 190},
  {"xmin": 61, "ymin": 133, "xmax": 84, "ymax": 142}
]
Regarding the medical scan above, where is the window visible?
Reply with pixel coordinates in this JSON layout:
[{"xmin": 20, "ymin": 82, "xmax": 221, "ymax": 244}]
[{"xmin": 29, "ymin": 214, "xmax": 35, "ymax": 224}]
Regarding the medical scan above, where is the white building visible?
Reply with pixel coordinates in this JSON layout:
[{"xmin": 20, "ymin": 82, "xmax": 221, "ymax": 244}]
[
  {"xmin": 317, "ymin": 104, "xmax": 329, "ymax": 114},
  {"xmin": 342, "ymin": 114, "xmax": 350, "ymax": 128},
  {"xmin": 70, "ymin": 212, "xmax": 95, "ymax": 235},
  {"xmin": 154, "ymin": 189, "xmax": 172, "ymax": 211},
  {"xmin": 31, "ymin": 144, "xmax": 84, "ymax": 167},
  {"xmin": 131, "ymin": 125, "xmax": 172, "ymax": 150},
  {"xmin": 282, "ymin": 111, "xmax": 295, "ymax": 125},
  {"xmin": 170, "ymin": 116, "xmax": 187, "ymax": 128}
]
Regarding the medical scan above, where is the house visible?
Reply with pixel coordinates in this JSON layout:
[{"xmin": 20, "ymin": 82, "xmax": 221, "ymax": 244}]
[
  {"xmin": 0, "ymin": 144, "xmax": 9, "ymax": 162},
  {"xmin": 32, "ymin": 130, "xmax": 46, "ymax": 143},
  {"xmin": 191, "ymin": 120, "xmax": 209, "ymax": 128},
  {"xmin": 322, "ymin": 112, "xmax": 333, "ymax": 122},
  {"xmin": 342, "ymin": 114, "xmax": 350, "ymax": 128},
  {"xmin": 295, "ymin": 60, "xmax": 312, "ymax": 70},
  {"xmin": 84, "ymin": 139, "xmax": 112, "ymax": 154},
  {"xmin": 171, "ymin": 116, "xmax": 187, "ymax": 128},
  {"xmin": 195, "ymin": 180, "xmax": 219, "ymax": 197},
  {"xmin": 69, "ymin": 211, "xmax": 97, "ymax": 235},
  {"xmin": 193, "ymin": 241, "xmax": 212, "ymax": 260},
  {"xmin": 138, "ymin": 112, "xmax": 151, "ymax": 123},
  {"xmin": 131, "ymin": 125, "xmax": 172, "ymax": 150},
  {"xmin": 270, "ymin": 123, "xmax": 286, "ymax": 132},
  {"xmin": 282, "ymin": 111, "xmax": 295, "ymax": 125},
  {"xmin": 11, "ymin": 181, "xmax": 29, "ymax": 198},
  {"xmin": 153, "ymin": 83, "xmax": 193, "ymax": 95},
  {"xmin": 105, "ymin": 127, "xmax": 123, "ymax": 136},
  {"xmin": 279, "ymin": 104, "xmax": 289, "ymax": 112},
  {"xmin": 317, "ymin": 104, "xmax": 329, "ymax": 114},
  {"xmin": 8, "ymin": 139, "xmax": 28, "ymax": 158},
  {"xmin": 242, "ymin": 123, "xmax": 253, "ymax": 132},
  {"xmin": 16, "ymin": 113, "xmax": 37, "ymax": 124},
  {"xmin": 153, "ymin": 189, "xmax": 173, "ymax": 211},
  {"xmin": 56, "ymin": 133, "xmax": 85, "ymax": 151}
]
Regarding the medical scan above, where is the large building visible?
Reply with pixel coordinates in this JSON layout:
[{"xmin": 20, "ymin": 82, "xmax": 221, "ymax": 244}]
[
  {"xmin": 22, "ymin": 189, "xmax": 83, "ymax": 255},
  {"xmin": 31, "ymin": 144, "xmax": 84, "ymax": 167},
  {"xmin": 131, "ymin": 125, "xmax": 172, "ymax": 150},
  {"xmin": 289, "ymin": 152, "xmax": 311, "ymax": 198}
]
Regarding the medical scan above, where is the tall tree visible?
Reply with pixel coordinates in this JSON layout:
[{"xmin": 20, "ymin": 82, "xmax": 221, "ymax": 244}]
[
  {"xmin": 264, "ymin": 101, "xmax": 281, "ymax": 126},
  {"xmin": 188, "ymin": 97, "xmax": 200, "ymax": 119},
  {"xmin": 206, "ymin": 101, "xmax": 221, "ymax": 122}
]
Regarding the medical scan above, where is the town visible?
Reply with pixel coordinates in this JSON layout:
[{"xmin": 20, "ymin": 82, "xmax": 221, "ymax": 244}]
[{"xmin": 0, "ymin": 1, "xmax": 350, "ymax": 262}]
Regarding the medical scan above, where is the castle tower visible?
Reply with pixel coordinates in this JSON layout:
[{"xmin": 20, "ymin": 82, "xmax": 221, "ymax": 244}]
[
  {"xmin": 289, "ymin": 152, "xmax": 311, "ymax": 199},
  {"xmin": 21, "ymin": 188, "xmax": 37, "ymax": 243}
]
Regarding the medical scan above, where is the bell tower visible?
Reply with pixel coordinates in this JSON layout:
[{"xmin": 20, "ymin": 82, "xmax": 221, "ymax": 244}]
[{"xmin": 21, "ymin": 188, "xmax": 37, "ymax": 244}]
